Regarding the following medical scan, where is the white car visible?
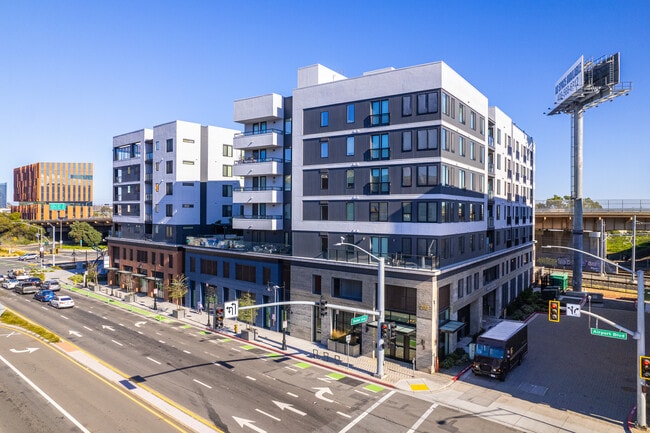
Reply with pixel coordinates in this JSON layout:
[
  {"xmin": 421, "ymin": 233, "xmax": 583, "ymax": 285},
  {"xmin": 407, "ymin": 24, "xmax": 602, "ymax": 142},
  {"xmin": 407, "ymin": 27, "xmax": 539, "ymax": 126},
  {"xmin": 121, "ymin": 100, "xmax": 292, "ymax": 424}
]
[
  {"xmin": 2, "ymin": 279, "xmax": 19, "ymax": 289},
  {"xmin": 18, "ymin": 253, "xmax": 38, "ymax": 261},
  {"xmin": 50, "ymin": 295, "xmax": 74, "ymax": 309}
]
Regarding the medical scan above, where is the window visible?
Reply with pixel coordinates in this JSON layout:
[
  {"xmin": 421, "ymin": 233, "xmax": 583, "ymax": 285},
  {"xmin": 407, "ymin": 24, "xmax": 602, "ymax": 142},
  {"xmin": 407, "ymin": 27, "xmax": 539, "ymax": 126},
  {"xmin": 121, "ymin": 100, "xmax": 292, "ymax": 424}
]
[
  {"xmin": 417, "ymin": 202, "xmax": 438, "ymax": 222},
  {"xmin": 223, "ymin": 144, "xmax": 233, "ymax": 157},
  {"xmin": 458, "ymin": 279, "xmax": 464, "ymax": 298},
  {"xmin": 235, "ymin": 264, "xmax": 256, "ymax": 283},
  {"xmin": 459, "ymin": 170, "xmax": 466, "ymax": 189},
  {"xmin": 370, "ymin": 202, "xmax": 388, "ymax": 221},
  {"xmin": 417, "ymin": 165, "xmax": 438, "ymax": 186},
  {"xmin": 402, "ymin": 95, "xmax": 412, "ymax": 116},
  {"xmin": 320, "ymin": 172, "xmax": 328, "ymax": 189},
  {"xmin": 166, "ymin": 160, "xmax": 173, "ymax": 174},
  {"xmin": 370, "ymin": 134, "xmax": 389, "ymax": 160},
  {"xmin": 200, "ymin": 259, "xmax": 218, "ymax": 276},
  {"xmin": 470, "ymin": 141, "xmax": 476, "ymax": 160},
  {"xmin": 320, "ymin": 202, "xmax": 328, "ymax": 220},
  {"xmin": 320, "ymin": 111, "xmax": 329, "ymax": 127},
  {"xmin": 370, "ymin": 167, "xmax": 389, "ymax": 194},
  {"xmin": 441, "ymin": 93, "xmax": 450, "ymax": 115},
  {"xmin": 417, "ymin": 92, "xmax": 438, "ymax": 114},
  {"xmin": 166, "ymin": 182, "xmax": 173, "ymax": 195},
  {"xmin": 166, "ymin": 138, "xmax": 173, "ymax": 152},
  {"xmin": 441, "ymin": 165, "xmax": 451, "ymax": 186},
  {"xmin": 441, "ymin": 128, "xmax": 452, "ymax": 151},
  {"xmin": 222, "ymin": 165, "xmax": 233, "ymax": 177},
  {"xmin": 155, "ymin": 161, "xmax": 160, "ymax": 172},
  {"xmin": 370, "ymin": 236, "xmax": 388, "ymax": 257},
  {"xmin": 480, "ymin": 146, "xmax": 485, "ymax": 164},
  {"xmin": 347, "ymin": 104, "xmax": 355, "ymax": 123},
  {"xmin": 312, "ymin": 275, "xmax": 322, "ymax": 295},
  {"xmin": 166, "ymin": 204, "xmax": 173, "ymax": 217},
  {"xmin": 458, "ymin": 203, "xmax": 466, "ymax": 221},
  {"xmin": 346, "ymin": 169, "xmax": 355, "ymax": 188},
  {"xmin": 402, "ymin": 166, "xmax": 412, "ymax": 187},
  {"xmin": 402, "ymin": 131, "xmax": 412, "ymax": 151},
  {"xmin": 371, "ymin": 99, "xmax": 389, "ymax": 126},
  {"xmin": 285, "ymin": 118, "xmax": 292, "ymax": 134},
  {"xmin": 346, "ymin": 202, "xmax": 354, "ymax": 221},
  {"xmin": 222, "ymin": 184, "xmax": 232, "ymax": 197},
  {"xmin": 222, "ymin": 205, "xmax": 232, "ymax": 217},
  {"xmin": 480, "ymin": 117, "xmax": 485, "ymax": 135},
  {"xmin": 346, "ymin": 136, "xmax": 354, "ymax": 156},
  {"xmin": 402, "ymin": 202, "xmax": 412, "ymax": 222},
  {"xmin": 320, "ymin": 140, "xmax": 328, "ymax": 158},
  {"xmin": 332, "ymin": 278, "xmax": 362, "ymax": 301},
  {"xmin": 417, "ymin": 128, "xmax": 438, "ymax": 150},
  {"xmin": 458, "ymin": 136, "xmax": 466, "ymax": 156},
  {"xmin": 470, "ymin": 111, "xmax": 476, "ymax": 130},
  {"xmin": 458, "ymin": 104, "xmax": 465, "ymax": 124}
]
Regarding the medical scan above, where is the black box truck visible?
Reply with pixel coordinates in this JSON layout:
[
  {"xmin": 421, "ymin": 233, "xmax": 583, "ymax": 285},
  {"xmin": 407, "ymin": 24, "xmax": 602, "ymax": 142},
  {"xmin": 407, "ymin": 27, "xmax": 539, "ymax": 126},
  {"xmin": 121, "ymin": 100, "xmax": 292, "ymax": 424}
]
[{"xmin": 471, "ymin": 320, "xmax": 528, "ymax": 381}]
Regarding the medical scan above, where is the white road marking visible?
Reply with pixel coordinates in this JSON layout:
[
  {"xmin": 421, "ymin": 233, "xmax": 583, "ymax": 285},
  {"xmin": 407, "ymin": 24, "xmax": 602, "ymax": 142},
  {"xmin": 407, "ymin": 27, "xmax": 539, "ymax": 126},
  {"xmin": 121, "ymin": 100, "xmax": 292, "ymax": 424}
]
[
  {"xmin": 354, "ymin": 389, "xmax": 369, "ymax": 397},
  {"xmin": 83, "ymin": 326, "xmax": 93, "ymax": 332},
  {"xmin": 183, "ymin": 350, "xmax": 191, "ymax": 354},
  {"xmin": 59, "ymin": 314, "xmax": 69, "ymax": 320},
  {"xmin": 111, "ymin": 340, "xmax": 123, "ymax": 346},
  {"xmin": 337, "ymin": 411, "xmax": 352, "ymax": 418},
  {"xmin": 158, "ymin": 340, "xmax": 166, "ymax": 344},
  {"xmin": 231, "ymin": 348, "xmax": 240, "ymax": 352},
  {"xmin": 407, "ymin": 403, "xmax": 438, "ymax": 433},
  {"xmin": 255, "ymin": 409, "xmax": 280, "ymax": 421},
  {"xmin": 285, "ymin": 367, "xmax": 297, "ymax": 372},
  {"xmin": 193, "ymin": 379, "xmax": 212, "ymax": 389},
  {"xmin": 147, "ymin": 357, "xmax": 161, "ymax": 365},
  {"xmin": 287, "ymin": 392, "xmax": 299, "ymax": 398},
  {"xmin": 0, "ymin": 354, "xmax": 91, "ymax": 433},
  {"xmin": 338, "ymin": 390, "xmax": 395, "ymax": 433}
]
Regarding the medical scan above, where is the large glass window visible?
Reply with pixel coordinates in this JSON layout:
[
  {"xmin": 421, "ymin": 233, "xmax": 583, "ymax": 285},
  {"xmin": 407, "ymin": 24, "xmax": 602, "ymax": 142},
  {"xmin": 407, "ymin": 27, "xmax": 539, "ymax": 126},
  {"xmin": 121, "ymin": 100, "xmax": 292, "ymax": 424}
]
[
  {"xmin": 370, "ymin": 168, "xmax": 389, "ymax": 194},
  {"xmin": 417, "ymin": 92, "xmax": 438, "ymax": 114},
  {"xmin": 417, "ymin": 165, "xmax": 438, "ymax": 186},
  {"xmin": 166, "ymin": 138, "xmax": 173, "ymax": 152},
  {"xmin": 371, "ymin": 99, "xmax": 389, "ymax": 126},
  {"xmin": 402, "ymin": 166, "xmax": 412, "ymax": 187},
  {"xmin": 402, "ymin": 95, "xmax": 412, "ymax": 116},
  {"xmin": 402, "ymin": 202, "xmax": 412, "ymax": 222},
  {"xmin": 417, "ymin": 128, "xmax": 438, "ymax": 150},
  {"xmin": 371, "ymin": 134, "xmax": 389, "ymax": 160},
  {"xmin": 223, "ymin": 144, "xmax": 233, "ymax": 157},
  {"xmin": 346, "ymin": 136, "xmax": 354, "ymax": 156},
  {"xmin": 369, "ymin": 202, "xmax": 388, "ymax": 221},
  {"xmin": 402, "ymin": 131, "xmax": 412, "ymax": 151},
  {"xmin": 320, "ymin": 141, "xmax": 329, "ymax": 158},
  {"xmin": 417, "ymin": 202, "xmax": 438, "ymax": 222}
]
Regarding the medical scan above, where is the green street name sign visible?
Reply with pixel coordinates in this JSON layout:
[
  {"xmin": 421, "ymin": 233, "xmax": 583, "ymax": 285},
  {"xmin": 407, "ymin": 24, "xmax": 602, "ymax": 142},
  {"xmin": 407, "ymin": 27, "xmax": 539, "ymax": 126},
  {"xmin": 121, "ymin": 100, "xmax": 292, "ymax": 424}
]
[
  {"xmin": 590, "ymin": 328, "xmax": 627, "ymax": 340},
  {"xmin": 351, "ymin": 315, "xmax": 369, "ymax": 325}
]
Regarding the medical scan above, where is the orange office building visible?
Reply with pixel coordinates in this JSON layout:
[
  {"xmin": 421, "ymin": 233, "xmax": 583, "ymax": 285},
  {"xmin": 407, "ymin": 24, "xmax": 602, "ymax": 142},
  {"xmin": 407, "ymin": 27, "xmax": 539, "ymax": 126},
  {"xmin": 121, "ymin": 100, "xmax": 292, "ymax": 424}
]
[{"xmin": 13, "ymin": 162, "xmax": 94, "ymax": 221}]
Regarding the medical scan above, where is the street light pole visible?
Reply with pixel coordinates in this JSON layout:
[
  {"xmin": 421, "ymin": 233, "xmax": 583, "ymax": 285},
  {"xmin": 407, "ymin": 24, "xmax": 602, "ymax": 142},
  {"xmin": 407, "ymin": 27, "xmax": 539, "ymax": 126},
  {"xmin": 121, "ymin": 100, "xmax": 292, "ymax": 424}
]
[
  {"xmin": 47, "ymin": 223, "xmax": 56, "ymax": 267},
  {"xmin": 542, "ymin": 244, "xmax": 646, "ymax": 428},
  {"xmin": 335, "ymin": 240, "xmax": 385, "ymax": 378}
]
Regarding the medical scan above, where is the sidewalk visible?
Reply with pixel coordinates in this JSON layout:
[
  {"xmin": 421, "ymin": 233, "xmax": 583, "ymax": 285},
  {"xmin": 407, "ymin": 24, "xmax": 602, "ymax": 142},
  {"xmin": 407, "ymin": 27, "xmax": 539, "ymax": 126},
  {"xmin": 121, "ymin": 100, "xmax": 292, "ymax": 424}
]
[{"xmin": 51, "ymin": 269, "xmax": 637, "ymax": 433}]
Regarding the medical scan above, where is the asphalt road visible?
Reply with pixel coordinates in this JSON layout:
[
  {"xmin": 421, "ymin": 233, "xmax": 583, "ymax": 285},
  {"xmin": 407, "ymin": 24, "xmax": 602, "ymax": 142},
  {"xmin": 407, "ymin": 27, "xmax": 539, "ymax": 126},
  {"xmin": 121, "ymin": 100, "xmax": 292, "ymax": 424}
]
[
  {"xmin": 0, "ymin": 325, "xmax": 189, "ymax": 433},
  {"xmin": 0, "ymin": 260, "xmax": 527, "ymax": 433}
]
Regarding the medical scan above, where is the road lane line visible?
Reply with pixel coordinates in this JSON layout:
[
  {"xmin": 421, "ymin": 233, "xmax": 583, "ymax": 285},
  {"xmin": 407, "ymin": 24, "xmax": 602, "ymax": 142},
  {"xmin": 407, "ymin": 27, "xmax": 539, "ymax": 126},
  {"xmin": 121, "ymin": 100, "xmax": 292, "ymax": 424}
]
[
  {"xmin": 83, "ymin": 326, "xmax": 93, "ymax": 332},
  {"xmin": 246, "ymin": 376, "xmax": 256, "ymax": 381},
  {"xmin": 337, "ymin": 411, "xmax": 351, "ymax": 418},
  {"xmin": 255, "ymin": 409, "xmax": 280, "ymax": 421},
  {"xmin": 287, "ymin": 392, "xmax": 298, "ymax": 398},
  {"xmin": 147, "ymin": 357, "xmax": 161, "ymax": 365},
  {"xmin": 0, "ymin": 354, "xmax": 92, "ymax": 433},
  {"xmin": 354, "ymin": 390, "xmax": 369, "ymax": 396},
  {"xmin": 183, "ymin": 350, "xmax": 191, "ymax": 354},
  {"xmin": 193, "ymin": 379, "xmax": 212, "ymax": 389},
  {"xmin": 111, "ymin": 340, "xmax": 123, "ymax": 346},
  {"xmin": 407, "ymin": 402, "xmax": 438, "ymax": 433},
  {"xmin": 338, "ymin": 390, "xmax": 395, "ymax": 433}
]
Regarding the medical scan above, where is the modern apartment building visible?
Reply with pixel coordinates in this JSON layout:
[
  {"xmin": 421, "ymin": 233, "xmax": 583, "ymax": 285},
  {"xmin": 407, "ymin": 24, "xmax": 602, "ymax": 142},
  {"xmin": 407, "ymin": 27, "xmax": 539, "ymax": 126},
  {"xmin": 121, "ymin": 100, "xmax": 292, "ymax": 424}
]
[
  {"xmin": 12, "ymin": 162, "xmax": 94, "ymax": 220},
  {"xmin": 108, "ymin": 121, "xmax": 241, "ymax": 300},
  {"xmin": 223, "ymin": 62, "xmax": 535, "ymax": 373},
  {"xmin": 0, "ymin": 182, "xmax": 7, "ymax": 208}
]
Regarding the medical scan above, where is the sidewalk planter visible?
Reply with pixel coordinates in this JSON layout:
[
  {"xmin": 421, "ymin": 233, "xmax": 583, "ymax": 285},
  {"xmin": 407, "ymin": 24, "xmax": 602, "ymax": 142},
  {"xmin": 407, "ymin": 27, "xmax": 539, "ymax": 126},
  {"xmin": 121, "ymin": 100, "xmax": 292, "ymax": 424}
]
[
  {"xmin": 240, "ymin": 329, "xmax": 255, "ymax": 341},
  {"xmin": 172, "ymin": 309, "xmax": 186, "ymax": 319},
  {"xmin": 327, "ymin": 339, "xmax": 361, "ymax": 357}
]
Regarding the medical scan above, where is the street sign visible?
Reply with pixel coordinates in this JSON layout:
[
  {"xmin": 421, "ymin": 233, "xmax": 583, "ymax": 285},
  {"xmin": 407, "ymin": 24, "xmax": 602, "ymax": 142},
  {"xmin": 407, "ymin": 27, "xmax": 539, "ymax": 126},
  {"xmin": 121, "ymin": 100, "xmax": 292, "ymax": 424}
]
[
  {"xmin": 351, "ymin": 315, "xmax": 368, "ymax": 325},
  {"xmin": 224, "ymin": 300, "xmax": 238, "ymax": 319},
  {"xmin": 566, "ymin": 304, "xmax": 581, "ymax": 317},
  {"xmin": 590, "ymin": 328, "xmax": 627, "ymax": 340},
  {"xmin": 49, "ymin": 203, "xmax": 67, "ymax": 211}
]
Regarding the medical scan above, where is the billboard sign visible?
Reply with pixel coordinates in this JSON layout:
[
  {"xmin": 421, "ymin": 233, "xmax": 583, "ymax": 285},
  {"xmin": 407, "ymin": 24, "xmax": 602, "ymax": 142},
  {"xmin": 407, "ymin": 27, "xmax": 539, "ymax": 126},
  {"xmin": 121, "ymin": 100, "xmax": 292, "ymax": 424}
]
[
  {"xmin": 49, "ymin": 203, "xmax": 67, "ymax": 211},
  {"xmin": 554, "ymin": 56, "xmax": 584, "ymax": 106}
]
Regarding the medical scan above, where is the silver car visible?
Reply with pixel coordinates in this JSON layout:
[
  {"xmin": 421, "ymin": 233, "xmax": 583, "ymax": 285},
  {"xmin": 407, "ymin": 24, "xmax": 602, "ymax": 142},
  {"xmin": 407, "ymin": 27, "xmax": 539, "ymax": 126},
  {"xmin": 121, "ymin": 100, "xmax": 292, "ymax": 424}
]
[{"xmin": 50, "ymin": 295, "xmax": 74, "ymax": 309}]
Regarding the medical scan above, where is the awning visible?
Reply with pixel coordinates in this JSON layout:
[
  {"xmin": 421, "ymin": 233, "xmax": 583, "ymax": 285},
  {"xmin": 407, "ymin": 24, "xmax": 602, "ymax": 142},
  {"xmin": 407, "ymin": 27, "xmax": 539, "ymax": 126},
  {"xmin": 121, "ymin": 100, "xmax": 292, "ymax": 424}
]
[
  {"xmin": 131, "ymin": 273, "xmax": 146, "ymax": 278},
  {"xmin": 117, "ymin": 270, "xmax": 132, "ymax": 274},
  {"xmin": 439, "ymin": 320, "xmax": 465, "ymax": 333}
]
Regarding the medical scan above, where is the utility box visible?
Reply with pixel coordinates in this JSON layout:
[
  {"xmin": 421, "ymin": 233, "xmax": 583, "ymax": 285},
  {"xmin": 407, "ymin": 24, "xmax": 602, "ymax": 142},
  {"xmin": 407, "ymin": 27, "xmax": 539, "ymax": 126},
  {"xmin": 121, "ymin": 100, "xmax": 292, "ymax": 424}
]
[{"xmin": 549, "ymin": 273, "xmax": 569, "ymax": 291}]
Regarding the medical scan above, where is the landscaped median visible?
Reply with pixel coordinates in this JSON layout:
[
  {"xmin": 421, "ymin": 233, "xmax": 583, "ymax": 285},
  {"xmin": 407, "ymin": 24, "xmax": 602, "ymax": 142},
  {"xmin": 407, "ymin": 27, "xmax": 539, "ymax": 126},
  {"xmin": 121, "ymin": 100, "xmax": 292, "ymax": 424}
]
[
  {"xmin": 64, "ymin": 284, "xmax": 171, "ymax": 322},
  {"xmin": 0, "ymin": 308, "xmax": 60, "ymax": 343}
]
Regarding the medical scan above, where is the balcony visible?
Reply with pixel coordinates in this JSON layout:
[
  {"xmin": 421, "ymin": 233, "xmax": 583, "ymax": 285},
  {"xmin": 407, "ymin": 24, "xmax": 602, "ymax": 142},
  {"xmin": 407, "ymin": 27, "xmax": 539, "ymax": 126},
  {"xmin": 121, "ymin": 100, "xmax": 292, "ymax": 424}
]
[
  {"xmin": 233, "ymin": 215, "xmax": 283, "ymax": 231},
  {"xmin": 233, "ymin": 129, "xmax": 283, "ymax": 150},
  {"xmin": 488, "ymin": 163, "xmax": 495, "ymax": 175},
  {"xmin": 233, "ymin": 93, "xmax": 284, "ymax": 123},
  {"xmin": 233, "ymin": 187, "xmax": 282, "ymax": 204},
  {"xmin": 233, "ymin": 157, "xmax": 283, "ymax": 177}
]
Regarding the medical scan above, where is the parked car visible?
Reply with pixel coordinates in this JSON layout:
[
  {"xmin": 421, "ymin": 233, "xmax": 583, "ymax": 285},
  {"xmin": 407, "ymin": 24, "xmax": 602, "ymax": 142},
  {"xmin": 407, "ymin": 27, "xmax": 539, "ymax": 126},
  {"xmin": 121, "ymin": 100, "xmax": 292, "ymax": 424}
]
[
  {"xmin": 2, "ymin": 279, "xmax": 19, "ymax": 289},
  {"xmin": 42, "ymin": 280, "xmax": 60, "ymax": 291},
  {"xmin": 34, "ymin": 289, "xmax": 56, "ymax": 302},
  {"xmin": 50, "ymin": 295, "xmax": 74, "ymax": 309},
  {"xmin": 15, "ymin": 282, "xmax": 40, "ymax": 295},
  {"xmin": 18, "ymin": 253, "xmax": 38, "ymax": 261},
  {"xmin": 27, "ymin": 277, "xmax": 43, "ymax": 286}
]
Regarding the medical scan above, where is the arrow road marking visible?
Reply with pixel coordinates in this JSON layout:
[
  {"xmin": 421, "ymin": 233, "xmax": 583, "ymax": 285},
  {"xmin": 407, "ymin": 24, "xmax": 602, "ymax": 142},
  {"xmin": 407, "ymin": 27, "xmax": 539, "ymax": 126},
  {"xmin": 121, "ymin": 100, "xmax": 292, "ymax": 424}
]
[
  {"xmin": 10, "ymin": 348, "xmax": 39, "ymax": 354},
  {"xmin": 135, "ymin": 321, "xmax": 147, "ymax": 328},
  {"xmin": 272, "ymin": 400, "xmax": 306, "ymax": 416},
  {"xmin": 69, "ymin": 330, "xmax": 82, "ymax": 337},
  {"xmin": 102, "ymin": 325, "xmax": 115, "ymax": 331},
  {"xmin": 312, "ymin": 387, "xmax": 334, "ymax": 403},
  {"xmin": 232, "ymin": 416, "xmax": 266, "ymax": 433}
]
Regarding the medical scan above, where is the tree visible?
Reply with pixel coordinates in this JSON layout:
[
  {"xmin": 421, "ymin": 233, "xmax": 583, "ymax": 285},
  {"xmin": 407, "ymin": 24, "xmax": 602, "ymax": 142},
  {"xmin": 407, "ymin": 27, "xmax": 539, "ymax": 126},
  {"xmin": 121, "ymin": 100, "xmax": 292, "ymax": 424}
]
[
  {"xmin": 237, "ymin": 292, "xmax": 258, "ymax": 329},
  {"xmin": 168, "ymin": 274, "xmax": 189, "ymax": 310},
  {"xmin": 86, "ymin": 261, "xmax": 99, "ymax": 287},
  {"xmin": 68, "ymin": 221, "xmax": 103, "ymax": 247}
]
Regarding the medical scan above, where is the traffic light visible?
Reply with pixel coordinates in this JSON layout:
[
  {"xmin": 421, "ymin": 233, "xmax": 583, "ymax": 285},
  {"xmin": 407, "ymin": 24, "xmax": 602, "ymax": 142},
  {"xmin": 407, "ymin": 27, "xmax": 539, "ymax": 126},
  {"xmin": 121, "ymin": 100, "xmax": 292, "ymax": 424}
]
[
  {"xmin": 216, "ymin": 308, "xmax": 224, "ymax": 328},
  {"xmin": 548, "ymin": 300, "xmax": 560, "ymax": 322},
  {"xmin": 641, "ymin": 356, "xmax": 650, "ymax": 379},
  {"xmin": 389, "ymin": 322, "xmax": 397, "ymax": 344},
  {"xmin": 319, "ymin": 296, "xmax": 328, "ymax": 317},
  {"xmin": 380, "ymin": 322, "xmax": 389, "ymax": 341}
]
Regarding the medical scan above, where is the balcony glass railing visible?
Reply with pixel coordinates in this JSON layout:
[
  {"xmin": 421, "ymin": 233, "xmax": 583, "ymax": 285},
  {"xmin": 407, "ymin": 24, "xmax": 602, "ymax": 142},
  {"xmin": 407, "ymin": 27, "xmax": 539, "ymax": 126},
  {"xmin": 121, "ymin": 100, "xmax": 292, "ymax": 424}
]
[
  {"xmin": 234, "ymin": 128, "xmax": 283, "ymax": 138},
  {"xmin": 186, "ymin": 235, "xmax": 291, "ymax": 255}
]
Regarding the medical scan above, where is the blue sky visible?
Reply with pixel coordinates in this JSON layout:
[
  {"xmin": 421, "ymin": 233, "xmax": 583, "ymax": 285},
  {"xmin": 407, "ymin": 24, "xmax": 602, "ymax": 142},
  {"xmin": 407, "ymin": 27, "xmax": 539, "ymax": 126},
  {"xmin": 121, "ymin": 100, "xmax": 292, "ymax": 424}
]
[{"xmin": 1, "ymin": 0, "xmax": 648, "ymax": 205}]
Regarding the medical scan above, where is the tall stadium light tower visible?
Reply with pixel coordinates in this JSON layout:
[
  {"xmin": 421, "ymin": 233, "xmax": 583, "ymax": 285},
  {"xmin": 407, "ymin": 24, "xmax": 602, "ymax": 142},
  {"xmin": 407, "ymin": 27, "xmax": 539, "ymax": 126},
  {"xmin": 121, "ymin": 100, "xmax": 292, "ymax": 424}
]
[{"xmin": 546, "ymin": 53, "xmax": 631, "ymax": 292}]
